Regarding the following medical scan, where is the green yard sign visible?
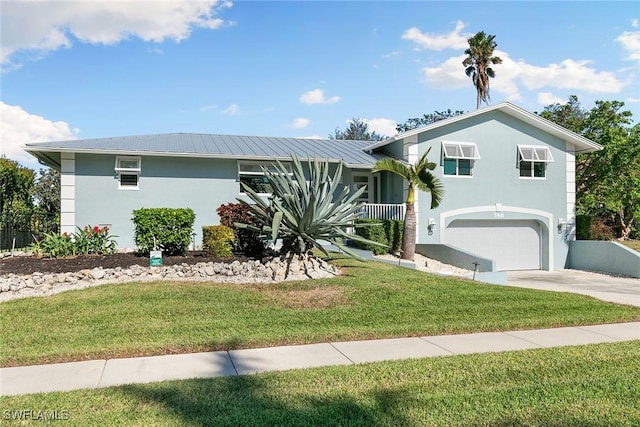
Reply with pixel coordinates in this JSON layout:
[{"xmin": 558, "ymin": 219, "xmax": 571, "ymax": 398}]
[{"xmin": 150, "ymin": 250, "xmax": 163, "ymax": 266}]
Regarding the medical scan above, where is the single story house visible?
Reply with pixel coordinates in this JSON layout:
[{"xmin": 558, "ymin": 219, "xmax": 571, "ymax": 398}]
[{"xmin": 25, "ymin": 102, "xmax": 601, "ymax": 271}]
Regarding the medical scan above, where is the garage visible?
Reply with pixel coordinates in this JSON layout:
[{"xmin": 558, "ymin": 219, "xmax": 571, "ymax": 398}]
[{"xmin": 445, "ymin": 220, "xmax": 542, "ymax": 271}]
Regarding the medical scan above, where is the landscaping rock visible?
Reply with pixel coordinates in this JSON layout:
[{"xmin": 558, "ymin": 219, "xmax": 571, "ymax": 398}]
[{"xmin": 0, "ymin": 254, "xmax": 341, "ymax": 302}]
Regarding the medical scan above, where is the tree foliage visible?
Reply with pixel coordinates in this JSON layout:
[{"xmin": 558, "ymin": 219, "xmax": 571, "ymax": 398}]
[
  {"xmin": 372, "ymin": 148, "xmax": 444, "ymax": 260},
  {"xmin": 540, "ymin": 96, "xmax": 639, "ymax": 239},
  {"xmin": 396, "ymin": 109, "xmax": 466, "ymax": 133},
  {"xmin": 329, "ymin": 118, "xmax": 386, "ymax": 141},
  {"xmin": 0, "ymin": 158, "xmax": 61, "ymax": 241},
  {"xmin": 0, "ymin": 157, "xmax": 35, "ymax": 231},
  {"xmin": 33, "ymin": 168, "xmax": 60, "ymax": 234},
  {"xmin": 462, "ymin": 31, "xmax": 502, "ymax": 109}
]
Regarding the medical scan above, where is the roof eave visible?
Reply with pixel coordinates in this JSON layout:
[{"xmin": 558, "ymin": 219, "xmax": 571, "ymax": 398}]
[{"xmin": 24, "ymin": 146, "xmax": 378, "ymax": 168}]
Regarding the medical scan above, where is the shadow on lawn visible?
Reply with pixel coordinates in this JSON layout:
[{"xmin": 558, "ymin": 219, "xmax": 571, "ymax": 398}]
[{"xmin": 118, "ymin": 375, "xmax": 414, "ymax": 426}]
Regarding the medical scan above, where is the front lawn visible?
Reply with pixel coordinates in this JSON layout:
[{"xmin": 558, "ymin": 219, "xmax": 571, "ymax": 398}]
[
  {"xmin": 2, "ymin": 256, "xmax": 640, "ymax": 367},
  {"xmin": 2, "ymin": 341, "xmax": 638, "ymax": 426}
]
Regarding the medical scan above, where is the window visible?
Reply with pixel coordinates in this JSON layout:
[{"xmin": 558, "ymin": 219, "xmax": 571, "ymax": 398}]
[
  {"xmin": 442, "ymin": 141, "xmax": 480, "ymax": 176},
  {"xmin": 517, "ymin": 146, "xmax": 554, "ymax": 178},
  {"xmin": 238, "ymin": 161, "xmax": 292, "ymax": 194},
  {"xmin": 115, "ymin": 156, "xmax": 141, "ymax": 189}
]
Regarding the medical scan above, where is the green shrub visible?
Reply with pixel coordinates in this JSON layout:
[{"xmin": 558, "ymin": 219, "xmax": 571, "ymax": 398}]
[
  {"xmin": 353, "ymin": 219, "xmax": 388, "ymax": 255},
  {"xmin": 132, "ymin": 208, "xmax": 195, "ymax": 256},
  {"xmin": 32, "ymin": 231, "xmax": 76, "ymax": 258},
  {"xmin": 354, "ymin": 219, "xmax": 403, "ymax": 255},
  {"xmin": 216, "ymin": 203, "xmax": 266, "ymax": 257},
  {"xmin": 385, "ymin": 219, "xmax": 404, "ymax": 254},
  {"xmin": 202, "ymin": 225, "xmax": 235, "ymax": 258}
]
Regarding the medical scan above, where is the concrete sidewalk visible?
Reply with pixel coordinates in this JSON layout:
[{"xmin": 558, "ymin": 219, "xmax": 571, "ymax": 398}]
[{"xmin": 2, "ymin": 322, "xmax": 638, "ymax": 397}]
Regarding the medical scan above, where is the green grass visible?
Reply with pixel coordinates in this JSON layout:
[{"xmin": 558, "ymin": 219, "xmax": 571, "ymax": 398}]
[
  {"xmin": 2, "ymin": 256, "xmax": 640, "ymax": 367},
  {"xmin": 1, "ymin": 341, "xmax": 638, "ymax": 426}
]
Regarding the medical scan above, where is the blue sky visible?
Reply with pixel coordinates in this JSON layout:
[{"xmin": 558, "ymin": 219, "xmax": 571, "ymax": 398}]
[{"xmin": 2, "ymin": 1, "xmax": 639, "ymax": 170}]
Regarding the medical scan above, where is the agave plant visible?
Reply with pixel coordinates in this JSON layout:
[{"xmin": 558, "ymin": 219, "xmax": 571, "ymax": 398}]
[{"xmin": 236, "ymin": 155, "xmax": 384, "ymax": 260}]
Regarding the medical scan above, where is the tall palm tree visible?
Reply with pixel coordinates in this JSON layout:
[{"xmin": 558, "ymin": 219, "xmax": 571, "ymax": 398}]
[
  {"xmin": 463, "ymin": 31, "xmax": 502, "ymax": 109},
  {"xmin": 372, "ymin": 147, "xmax": 444, "ymax": 261}
]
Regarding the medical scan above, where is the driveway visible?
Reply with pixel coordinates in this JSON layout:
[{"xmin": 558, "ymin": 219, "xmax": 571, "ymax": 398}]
[{"xmin": 506, "ymin": 270, "xmax": 640, "ymax": 307}]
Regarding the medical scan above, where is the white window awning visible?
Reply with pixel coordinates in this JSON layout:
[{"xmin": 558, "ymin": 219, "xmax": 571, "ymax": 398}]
[
  {"xmin": 518, "ymin": 146, "xmax": 554, "ymax": 162},
  {"xmin": 442, "ymin": 141, "xmax": 480, "ymax": 160}
]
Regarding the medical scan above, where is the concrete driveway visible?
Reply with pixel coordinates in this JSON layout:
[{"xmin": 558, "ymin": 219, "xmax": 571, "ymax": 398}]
[{"xmin": 506, "ymin": 270, "xmax": 640, "ymax": 307}]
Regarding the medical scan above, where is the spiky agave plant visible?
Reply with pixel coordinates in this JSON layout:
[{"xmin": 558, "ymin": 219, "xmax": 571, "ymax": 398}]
[{"xmin": 236, "ymin": 155, "xmax": 384, "ymax": 261}]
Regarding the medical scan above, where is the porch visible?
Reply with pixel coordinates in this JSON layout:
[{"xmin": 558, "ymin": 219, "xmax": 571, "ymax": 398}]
[{"xmin": 359, "ymin": 203, "xmax": 405, "ymax": 221}]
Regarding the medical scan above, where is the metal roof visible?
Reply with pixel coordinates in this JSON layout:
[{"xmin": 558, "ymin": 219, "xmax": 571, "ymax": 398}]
[
  {"xmin": 24, "ymin": 133, "xmax": 384, "ymax": 168},
  {"xmin": 364, "ymin": 101, "xmax": 602, "ymax": 154}
]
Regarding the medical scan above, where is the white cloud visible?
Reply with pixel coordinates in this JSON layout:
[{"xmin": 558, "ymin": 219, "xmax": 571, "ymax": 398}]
[
  {"xmin": 0, "ymin": 102, "xmax": 79, "ymax": 167},
  {"xmin": 222, "ymin": 103, "xmax": 240, "ymax": 115},
  {"xmin": 289, "ymin": 117, "xmax": 310, "ymax": 129},
  {"xmin": 616, "ymin": 31, "xmax": 640, "ymax": 61},
  {"xmin": 631, "ymin": 18, "xmax": 639, "ymax": 28},
  {"xmin": 367, "ymin": 118, "xmax": 397, "ymax": 138},
  {"xmin": 537, "ymin": 92, "xmax": 565, "ymax": 106},
  {"xmin": 299, "ymin": 89, "xmax": 340, "ymax": 105},
  {"xmin": 298, "ymin": 134, "xmax": 323, "ymax": 139},
  {"xmin": 421, "ymin": 50, "xmax": 627, "ymax": 102},
  {"xmin": 516, "ymin": 58, "xmax": 625, "ymax": 93},
  {"xmin": 1, "ymin": 0, "xmax": 233, "ymax": 66},
  {"xmin": 401, "ymin": 20, "xmax": 470, "ymax": 51}
]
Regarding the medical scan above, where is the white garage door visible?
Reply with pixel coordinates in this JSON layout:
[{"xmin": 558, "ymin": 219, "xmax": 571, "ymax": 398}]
[{"xmin": 445, "ymin": 220, "xmax": 541, "ymax": 271}]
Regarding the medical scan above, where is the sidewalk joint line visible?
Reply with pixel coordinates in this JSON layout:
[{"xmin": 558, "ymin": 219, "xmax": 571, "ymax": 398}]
[
  {"xmin": 575, "ymin": 325, "xmax": 624, "ymax": 341},
  {"xmin": 417, "ymin": 337, "xmax": 455, "ymax": 355},
  {"xmin": 328, "ymin": 342, "xmax": 355, "ymax": 364}
]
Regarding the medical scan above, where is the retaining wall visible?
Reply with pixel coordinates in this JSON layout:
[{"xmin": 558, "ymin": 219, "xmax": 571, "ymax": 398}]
[{"xmin": 567, "ymin": 241, "xmax": 640, "ymax": 278}]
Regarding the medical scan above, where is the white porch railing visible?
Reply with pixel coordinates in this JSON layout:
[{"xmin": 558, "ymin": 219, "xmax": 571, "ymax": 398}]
[{"xmin": 359, "ymin": 203, "xmax": 406, "ymax": 221}]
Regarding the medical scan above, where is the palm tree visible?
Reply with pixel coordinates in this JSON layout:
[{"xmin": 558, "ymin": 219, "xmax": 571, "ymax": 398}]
[
  {"xmin": 372, "ymin": 147, "xmax": 444, "ymax": 261},
  {"xmin": 463, "ymin": 31, "xmax": 502, "ymax": 109}
]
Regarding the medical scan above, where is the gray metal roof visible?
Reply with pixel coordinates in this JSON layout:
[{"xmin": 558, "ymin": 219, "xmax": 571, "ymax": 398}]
[{"xmin": 24, "ymin": 133, "xmax": 384, "ymax": 168}]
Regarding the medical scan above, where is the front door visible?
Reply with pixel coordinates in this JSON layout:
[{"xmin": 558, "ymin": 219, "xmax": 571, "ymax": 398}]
[{"xmin": 352, "ymin": 172, "xmax": 379, "ymax": 203}]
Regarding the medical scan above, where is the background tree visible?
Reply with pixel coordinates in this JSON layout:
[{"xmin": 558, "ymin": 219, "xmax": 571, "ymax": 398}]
[
  {"xmin": 462, "ymin": 31, "xmax": 502, "ymax": 109},
  {"xmin": 0, "ymin": 157, "xmax": 35, "ymax": 231},
  {"xmin": 32, "ymin": 168, "xmax": 61, "ymax": 235},
  {"xmin": 396, "ymin": 109, "xmax": 466, "ymax": 133},
  {"xmin": 372, "ymin": 148, "xmax": 444, "ymax": 261},
  {"xmin": 540, "ymin": 96, "xmax": 639, "ymax": 240},
  {"xmin": 329, "ymin": 118, "xmax": 386, "ymax": 141}
]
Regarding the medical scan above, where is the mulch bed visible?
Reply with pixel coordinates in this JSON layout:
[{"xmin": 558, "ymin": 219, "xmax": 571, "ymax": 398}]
[{"xmin": 0, "ymin": 252, "xmax": 252, "ymax": 276}]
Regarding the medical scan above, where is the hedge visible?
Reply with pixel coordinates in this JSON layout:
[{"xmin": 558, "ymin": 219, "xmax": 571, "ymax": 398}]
[
  {"xmin": 353, "ymin": 219, "xmax": 403, "ymax": 255},
  {"xmin": 132, "ymin": 208, "xmax": 195, "ymax": 256}
]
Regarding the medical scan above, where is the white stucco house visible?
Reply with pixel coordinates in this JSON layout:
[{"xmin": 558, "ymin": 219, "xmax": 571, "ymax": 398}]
[{"xmin": 25, "ymin": 102, "xmax": 601, "ymax": 271}]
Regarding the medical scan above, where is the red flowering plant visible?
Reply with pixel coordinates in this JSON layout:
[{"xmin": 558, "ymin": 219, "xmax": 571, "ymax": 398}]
[
  {"xmin": 31, "ymin": 226, "xmax": 117, "ymax": 258},
  {"xmin": 74, "ymin": 225, "xmax": 118, "ymax": 255}
]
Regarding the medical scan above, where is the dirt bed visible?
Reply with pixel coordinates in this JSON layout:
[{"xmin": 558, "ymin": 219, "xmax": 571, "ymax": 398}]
[{"xmin": 0, "ymin": 252, "xmax": 251, "ymax": 276}]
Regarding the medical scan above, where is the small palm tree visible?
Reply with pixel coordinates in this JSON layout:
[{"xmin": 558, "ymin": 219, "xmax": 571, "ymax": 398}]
[
  {"xmin": 372, "ymin": 148, "xmax": 444, "ymax": 261},
  {"xmin": 463, "ymin": 31, "xmax": 502, "ymax": 109}
]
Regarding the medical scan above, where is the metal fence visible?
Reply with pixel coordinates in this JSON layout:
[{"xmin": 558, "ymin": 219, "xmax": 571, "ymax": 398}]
[{"xmin": 0, "ymin": 229, "xmax": 33, "ymax": 250}]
